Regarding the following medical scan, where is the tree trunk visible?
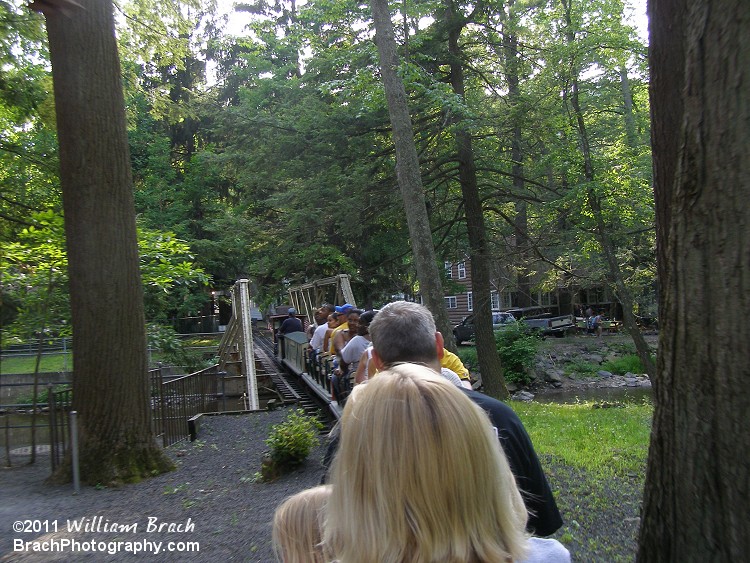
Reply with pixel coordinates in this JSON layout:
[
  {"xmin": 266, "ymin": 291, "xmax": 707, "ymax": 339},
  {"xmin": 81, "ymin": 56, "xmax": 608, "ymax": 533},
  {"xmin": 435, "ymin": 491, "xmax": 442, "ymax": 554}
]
[
  {"xmin": 369, "ymin": 0, "xmax": 457, "ymax": 351},
  {"xmin": 446, "ymin": 4, "xmax": 508, "ymax": 399},
  {"xmin": 562, "ymin": 0, "xmax": 655, "ymax": 377},
  {"xmin": 638, "ymin": 0, "xmax": 750, "ymax": 559},
  {"xmin": 503, "ymin": 3, "xmax": 531, "ymax": 310},
  {"xmin": 41, "ymin": 0, "xmax": 173, "ymax": 485}
]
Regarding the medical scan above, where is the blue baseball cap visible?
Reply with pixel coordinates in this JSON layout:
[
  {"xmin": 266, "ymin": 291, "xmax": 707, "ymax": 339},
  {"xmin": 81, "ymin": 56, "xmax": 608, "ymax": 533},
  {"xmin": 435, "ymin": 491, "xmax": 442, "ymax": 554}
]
[{"xmin": 335, "ymin": 303, "xmax": 353, "ymax": 314}]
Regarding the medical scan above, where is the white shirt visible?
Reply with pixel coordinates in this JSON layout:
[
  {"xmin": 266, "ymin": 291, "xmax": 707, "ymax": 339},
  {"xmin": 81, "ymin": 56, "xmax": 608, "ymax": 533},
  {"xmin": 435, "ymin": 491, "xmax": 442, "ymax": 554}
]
[{"xmin": 309, "ymin": 322, "xmax": 329, "ymax": 351}]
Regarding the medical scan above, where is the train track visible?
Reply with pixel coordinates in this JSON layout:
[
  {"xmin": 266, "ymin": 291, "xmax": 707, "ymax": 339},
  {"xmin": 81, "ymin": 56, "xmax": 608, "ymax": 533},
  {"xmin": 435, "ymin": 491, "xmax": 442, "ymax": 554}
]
[{"xmin": 252, "ymin": 329, "xmax": 336, "ymax": 430}]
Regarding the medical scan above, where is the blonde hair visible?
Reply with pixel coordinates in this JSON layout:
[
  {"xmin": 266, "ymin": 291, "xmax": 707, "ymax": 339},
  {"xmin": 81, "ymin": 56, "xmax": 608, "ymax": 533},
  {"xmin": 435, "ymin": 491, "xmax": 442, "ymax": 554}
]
[
  {"xmin": 272, "ymin": 485, "xmax": 331, "ymax": 563},
  {"xmin": 325, "ymin": 363, "xmax": 529, "ymax": 563}
]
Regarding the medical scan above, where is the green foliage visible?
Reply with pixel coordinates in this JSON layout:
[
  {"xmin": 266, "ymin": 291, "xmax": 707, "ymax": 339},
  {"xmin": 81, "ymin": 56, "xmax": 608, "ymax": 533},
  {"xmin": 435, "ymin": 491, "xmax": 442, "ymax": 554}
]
[
  {"xmin": 564, "ymin": 359, "xmax": 601, "ymax": 378},
  {"xmin": 147, "ymin": 324, "xmax": 212, "ymax": 371},
  {"xmin": 494, "ymin": 324, "xmax": 541, "ymax": 385},
  {"xmin": 263, "ymin": 409, "xmax": 323, "ymax": 476},
  {"xmin": 602, "ymin": 354, "xmax": 650, "ymax": 375},
  {"xmin": 15, "ymin": 384, "xmax": 70, "ymax": 406},
  {"xmin": 455, "ymin": 346, "xmax": 478, "ymax": 373}
]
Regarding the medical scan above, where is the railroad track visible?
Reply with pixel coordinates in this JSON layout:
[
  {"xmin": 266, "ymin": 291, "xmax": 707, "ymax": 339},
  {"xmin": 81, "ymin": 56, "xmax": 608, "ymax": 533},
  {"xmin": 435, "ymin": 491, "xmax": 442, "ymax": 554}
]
[{"xmin": 253, "ymin": 329, "xmax": 336, "ymax": 430}]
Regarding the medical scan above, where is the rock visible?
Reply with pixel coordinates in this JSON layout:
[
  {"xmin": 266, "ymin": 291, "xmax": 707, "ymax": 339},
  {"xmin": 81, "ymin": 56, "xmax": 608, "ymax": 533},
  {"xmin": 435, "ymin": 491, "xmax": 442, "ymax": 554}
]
[
  {"xmin": 511, "ymin": 391, "xmax": 535, "ymax": 402},
  {"xmin": 584, "ymin": 354, "xmax": 604, "ymax": 364},
  {"xmin": 506, "ymin": 382, "xmax": 519, "ymax": 393},
  {"xmin": 597, "ymin": 370, "xmax": 613, "ymax": 378},
  {"xmin": 545, "ymin": 369, "xmax": 565, "ymax": 383}
]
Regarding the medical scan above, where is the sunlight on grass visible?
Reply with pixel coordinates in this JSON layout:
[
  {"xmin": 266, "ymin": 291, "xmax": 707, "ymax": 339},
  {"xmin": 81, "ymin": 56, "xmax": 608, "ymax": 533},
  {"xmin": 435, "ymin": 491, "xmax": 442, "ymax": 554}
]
[{"xmin": 511, "ymin": 400, "xmax": 653, "ymax": 475}]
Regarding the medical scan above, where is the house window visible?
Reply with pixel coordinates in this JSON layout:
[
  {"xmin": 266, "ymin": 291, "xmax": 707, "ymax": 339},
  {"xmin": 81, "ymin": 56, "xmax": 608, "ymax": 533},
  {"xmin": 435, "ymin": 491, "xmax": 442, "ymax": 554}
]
[
  {"xmin": 491, "ymin": 291, "xmax": 500, "ymax": 311},
  {"xmin": 500, "ymin": 291, "xmax": 513, "ymax": 309},
  {"xmin": 457, "ymin": 261, "xmax": 467, "ymax": 279},
  {"xmin": 445, "ymin": 296, "xmax": 457, "ymax": 309},
  {"xmin": 539, "ymin": 292, "xmax": 553, "ymax": 306},
  {"xmin": 445, "ymin": 261, "xmax": 453, "ymax": 279},
  {"xmin": 467, "ymin": 291, "xmax": 473, "ymax": 311}
]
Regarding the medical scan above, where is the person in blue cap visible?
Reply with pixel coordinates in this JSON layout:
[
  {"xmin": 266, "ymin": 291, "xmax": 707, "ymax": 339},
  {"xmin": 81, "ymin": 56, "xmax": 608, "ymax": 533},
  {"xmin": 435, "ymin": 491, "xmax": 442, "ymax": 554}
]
[{"xmin": 279, "ymin": 307, "xmax": 304, "ymax": 335}]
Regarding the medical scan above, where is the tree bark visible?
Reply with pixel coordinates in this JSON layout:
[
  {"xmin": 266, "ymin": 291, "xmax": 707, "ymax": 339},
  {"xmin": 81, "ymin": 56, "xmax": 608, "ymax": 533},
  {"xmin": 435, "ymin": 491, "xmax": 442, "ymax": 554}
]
[
  {"xmin": 369, "ymin": 0, "xmax": 457, "ymax": 350},
  {"xmin": 41, "ymin": 0, "xmax": 173, "ymax": 484},
  {"xmin": 445, "ymin": 2, "xmax": 508, "ymax": 399},
  {"xmin": 638, "ymin": 0, "xmax": 750, "ymax": 559}
]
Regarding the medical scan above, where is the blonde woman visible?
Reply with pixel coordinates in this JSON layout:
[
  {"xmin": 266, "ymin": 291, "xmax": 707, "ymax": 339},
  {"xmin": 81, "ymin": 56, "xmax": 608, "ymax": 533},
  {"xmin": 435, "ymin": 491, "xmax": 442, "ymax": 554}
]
[
  {"xmin": 272, "ymin": 485, "xmax": 331, "ymax": 563},
  {"xmin": 325, "ymin": 363, "xmax": 569, "ymax": 563}
]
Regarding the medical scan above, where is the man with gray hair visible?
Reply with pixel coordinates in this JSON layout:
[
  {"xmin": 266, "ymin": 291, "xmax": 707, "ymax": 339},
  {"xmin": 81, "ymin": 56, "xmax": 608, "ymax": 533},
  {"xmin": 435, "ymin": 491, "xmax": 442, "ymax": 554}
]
[{"xmin": 324, "ymin": 300, "xmax": 563, "ymax": 537}]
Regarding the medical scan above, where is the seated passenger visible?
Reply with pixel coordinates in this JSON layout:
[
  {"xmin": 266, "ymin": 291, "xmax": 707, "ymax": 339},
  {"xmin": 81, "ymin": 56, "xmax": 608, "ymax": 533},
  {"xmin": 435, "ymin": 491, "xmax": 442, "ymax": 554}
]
[
  {"xmin": 440, "ymin": 348, "xmax": 472, "ymax": 388},
  {"xmin": 324, "ymin": 364, "xmax": 570, "ymax": 563}
]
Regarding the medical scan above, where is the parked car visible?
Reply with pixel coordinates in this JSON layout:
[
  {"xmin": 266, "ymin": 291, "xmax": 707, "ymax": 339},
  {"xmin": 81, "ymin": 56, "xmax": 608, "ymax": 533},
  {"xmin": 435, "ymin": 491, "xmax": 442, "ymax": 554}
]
[
  {"xmin": 505, "ymin": 306, "xmax": 575, "ymax": 338},
  {"xmin": 453, "ymin": 307, "xmax": 575, "ymax": 344},
  {"xmin": 453, "ymin": 312, "xmax": 517, "ymax": 344}
]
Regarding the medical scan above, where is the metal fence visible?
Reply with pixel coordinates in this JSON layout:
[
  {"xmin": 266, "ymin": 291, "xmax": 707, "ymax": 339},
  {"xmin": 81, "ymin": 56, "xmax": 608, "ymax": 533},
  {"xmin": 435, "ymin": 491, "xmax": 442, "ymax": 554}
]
[
  {"xmin": 40, "ymin": 366, "xmax": 222, "ymax": 472},
  {"xmin": 49, "ymin": 387, "xmax": 73, "ymax": 471},
  {"xmin": 151, "ymin": 365, "xmax": 221, "ymax": 447}
]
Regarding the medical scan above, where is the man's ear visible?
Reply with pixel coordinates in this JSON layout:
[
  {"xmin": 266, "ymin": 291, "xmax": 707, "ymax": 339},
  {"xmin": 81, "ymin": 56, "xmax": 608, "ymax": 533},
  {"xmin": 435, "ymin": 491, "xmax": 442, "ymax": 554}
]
[
  {"xmin": 371, "ymin": 348, "xmax": 386, "ymax": 371},
  {"xmin": 436, "ymin": 331, "xmax": 445, "ymax": 359}
]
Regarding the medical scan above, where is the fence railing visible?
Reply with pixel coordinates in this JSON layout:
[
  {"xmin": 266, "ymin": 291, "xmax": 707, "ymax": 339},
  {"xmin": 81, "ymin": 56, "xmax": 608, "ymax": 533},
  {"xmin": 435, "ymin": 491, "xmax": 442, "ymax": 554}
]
[
  {"xmin": 40, "ymin": 366, "xmax": 222, "ymax": 472},
  {"xmin": 151, "ymin": 365, "xmax": 221, "ymax": 448},
  {"xmin": 49, "ymin": 387, "xmax": 73, "ymax": 472}
]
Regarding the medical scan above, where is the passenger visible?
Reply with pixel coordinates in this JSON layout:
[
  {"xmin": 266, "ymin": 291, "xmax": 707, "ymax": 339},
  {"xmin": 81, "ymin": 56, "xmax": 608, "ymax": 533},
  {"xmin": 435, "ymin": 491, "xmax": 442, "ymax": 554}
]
[
  {"xmin": 327, "ymin": 303, "xmax": 353, "ymax": 355},
  {"xmin": 324, "ymin": 364, "xmax": 570, "ymax": 563},
  {"xmin": 339, "ymin": 309, "xmax": 376, "ymax": 376},
  {"xmin": 332, "ymin": 308, "xmax": 361, "ymax": 358},
  {"xmin": 322, "ymin": 300, "xmax": 563, "ymax": 537},
  {"xmin": 309, "ymin": 306, "xmax": 334, "ymax": 353},
  {"xmin": 321, "ymin": 312, "xmax": 341, "ymax": 356},
  {"xmin": 272, "ymin": 485, "xmax": 331, "ymax": 563},
  {"xmin": 331, "ymin": 309, "xmax": 362, "ymax": 403},
  {"xmin": 440, "ymin": 347, "xmax": 472, "ymax": 388},
  {"xmin": 278, "ymin": 307, "xmax": 303, "ymax": 335}
]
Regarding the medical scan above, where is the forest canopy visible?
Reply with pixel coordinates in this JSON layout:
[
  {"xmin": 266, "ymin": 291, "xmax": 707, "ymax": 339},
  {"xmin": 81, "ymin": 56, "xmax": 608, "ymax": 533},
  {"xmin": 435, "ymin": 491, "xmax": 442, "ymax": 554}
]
[{"xmin": 0, "ymin": 0, "xmax": 653, "ymax": 338}]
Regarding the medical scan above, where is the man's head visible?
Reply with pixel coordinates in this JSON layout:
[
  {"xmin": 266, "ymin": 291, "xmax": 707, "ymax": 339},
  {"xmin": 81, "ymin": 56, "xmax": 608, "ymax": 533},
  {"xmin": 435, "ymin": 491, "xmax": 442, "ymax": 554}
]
[
  {"xmin": 288, "ymin": 307, "xmax": 297, "ymax": 316},
  {"xmin": 368, "ymin": 301, "xmax": 442, "ymax": 370}
]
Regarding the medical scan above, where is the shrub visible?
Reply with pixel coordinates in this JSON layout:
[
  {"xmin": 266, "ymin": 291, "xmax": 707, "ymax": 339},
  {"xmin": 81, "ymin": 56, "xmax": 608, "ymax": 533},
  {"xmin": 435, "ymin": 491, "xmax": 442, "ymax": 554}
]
[
  {"xmin": 261, "ymin": 409, "xmax": 323, "ymax": 480},
  {"xmin": 456, "ymin": 347, "xmax": 478, "ymax": 373},
  {"xmin": 495, "ymin": 324, "xmax": 541, "ymax": 386},
  {"xmin": 602, "ymin": 354, "xmax": 649, "ymax": 375}
]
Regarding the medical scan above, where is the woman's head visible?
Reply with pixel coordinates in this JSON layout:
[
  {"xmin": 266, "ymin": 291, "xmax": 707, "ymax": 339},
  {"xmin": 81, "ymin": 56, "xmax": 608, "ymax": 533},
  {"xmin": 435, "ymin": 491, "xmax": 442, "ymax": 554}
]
[
  {"xmin": 325, "ymin": 363, "xmax": 528, "ymax": 563},
  {"xmin": 273, "ymin": 485, "xmax": 331, "ymax": 563}
]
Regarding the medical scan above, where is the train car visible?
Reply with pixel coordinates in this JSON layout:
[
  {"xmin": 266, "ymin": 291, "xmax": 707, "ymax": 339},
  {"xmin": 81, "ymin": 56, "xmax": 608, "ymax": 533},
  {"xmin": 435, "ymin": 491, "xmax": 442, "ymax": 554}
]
[{"xmin": 273, "ymin": 323, "xmax": 340, "ymax": 415}]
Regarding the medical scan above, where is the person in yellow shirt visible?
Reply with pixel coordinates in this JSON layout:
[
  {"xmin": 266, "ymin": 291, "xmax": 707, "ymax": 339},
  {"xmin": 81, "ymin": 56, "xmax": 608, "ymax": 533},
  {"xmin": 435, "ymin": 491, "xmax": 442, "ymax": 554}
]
[
  {"xmin": 440, "ymin": 348, "xmax": 471, "ymax": 386},
  {"xmin": 328, "ymin": 303, "xmax": 354, "ymax": 355}
]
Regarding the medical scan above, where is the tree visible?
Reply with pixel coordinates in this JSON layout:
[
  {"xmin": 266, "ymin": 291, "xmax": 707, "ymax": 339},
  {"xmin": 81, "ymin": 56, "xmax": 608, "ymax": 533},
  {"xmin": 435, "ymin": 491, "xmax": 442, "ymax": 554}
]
[
  {"xmin": 638, "ymin": 0, "xmax": 750, "ymax": 558},
  {"xmin": 35, "ymin": 0, "xmax": 172, "ymax": 483},
  {"xmin": 367, "ymin": 0, "xmax": 456, "ymax": 345}
]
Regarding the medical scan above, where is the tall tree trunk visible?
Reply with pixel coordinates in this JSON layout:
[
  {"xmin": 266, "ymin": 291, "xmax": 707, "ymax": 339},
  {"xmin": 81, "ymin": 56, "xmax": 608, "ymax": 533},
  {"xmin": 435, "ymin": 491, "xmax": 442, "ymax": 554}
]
[
  {"xmin": 39, "ymin": 0, "xmax": 173, "ymax": 484},
  {"xmin": 562, "ymin": 0, "xmax": 655, "ymax": 377},
  {"xmin": 369, "ymin": 0, "xmax": 457, "ymax": 350},
  {"xmin": 638, "ymin": 0, "xmax": 750, "ymax": 559},
  {"xmin": 446, "ymin": 2, "xmax": 508, "ymax": 399},
  {"xmin": 503, "ymin": 1, "xmax": 531, "ymax": 309}
]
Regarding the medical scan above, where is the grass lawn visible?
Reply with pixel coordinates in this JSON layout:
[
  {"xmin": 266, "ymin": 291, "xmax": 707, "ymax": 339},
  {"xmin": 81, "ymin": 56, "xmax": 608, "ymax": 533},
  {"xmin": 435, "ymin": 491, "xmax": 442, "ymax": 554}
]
[
  {"xmin": 511, "ymin": 399, "xmax": 653, "ymax": 561},
  {"xmin": 0, "ymin": 353, "xmax": 73, "ymax": 374}
]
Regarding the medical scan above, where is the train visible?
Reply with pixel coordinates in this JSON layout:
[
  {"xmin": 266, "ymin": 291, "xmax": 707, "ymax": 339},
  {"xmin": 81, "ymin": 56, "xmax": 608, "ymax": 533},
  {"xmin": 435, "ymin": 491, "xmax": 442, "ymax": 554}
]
[{"xmin": 266, "ymin": 313, "xmax": 342, "ymax": 420}]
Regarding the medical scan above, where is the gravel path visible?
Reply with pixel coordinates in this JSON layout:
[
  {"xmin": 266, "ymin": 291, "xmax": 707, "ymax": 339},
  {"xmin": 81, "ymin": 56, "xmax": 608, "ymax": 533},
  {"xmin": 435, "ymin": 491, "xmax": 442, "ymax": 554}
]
[{"xmin": 1, "ymin": 406, "xmax": 643, "ymax": 562}]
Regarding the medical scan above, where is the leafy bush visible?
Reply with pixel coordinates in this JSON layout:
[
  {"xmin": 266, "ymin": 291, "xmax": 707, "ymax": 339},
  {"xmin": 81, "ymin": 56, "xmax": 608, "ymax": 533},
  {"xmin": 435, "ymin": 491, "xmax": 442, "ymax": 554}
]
[
  {"xmin": 563, "ymin": 359, "xmax": 601, "ymax": 378},
  {"xmin": 147, "ymin": 324, "xmax": 212, "ymax": 371},
  {"xmin": 602, "ymin": 354, "xmax": 648, "ymax": 375},
  {"xmin": 456, "ymin": 347, "xmax": 478, "ymax": 373},
  {"xmin": 262, "ymin": 409, "xmax": 323, "ymax": 480},
  {"xmin": 494, "ymin": 324, "xmax": 541, "ymax": 385}
]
